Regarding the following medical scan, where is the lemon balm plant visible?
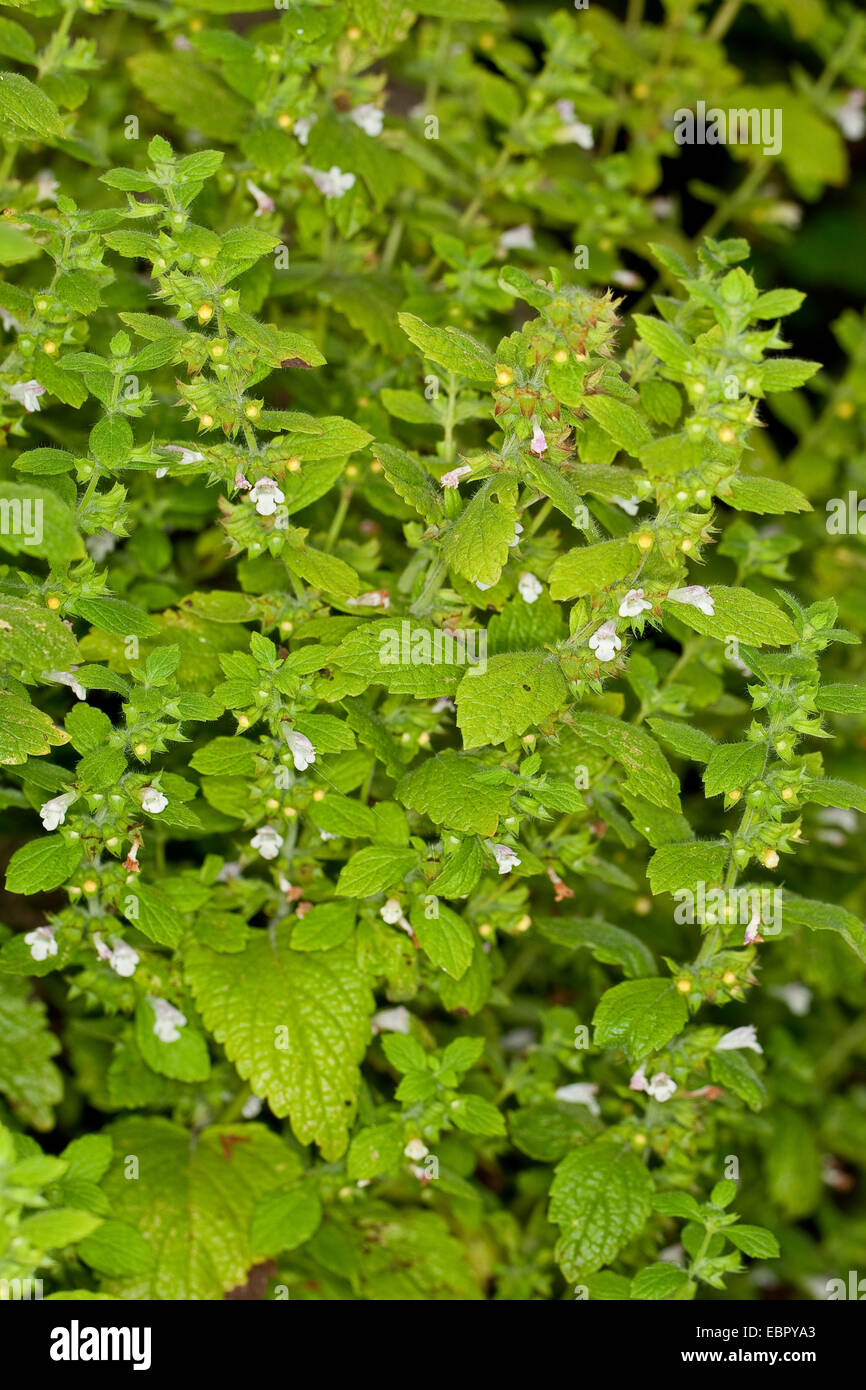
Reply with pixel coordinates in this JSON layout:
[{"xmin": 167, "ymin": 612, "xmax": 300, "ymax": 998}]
[{"xmin": 0, "ymin": 0, "xmax": 865, "ymax": 1303}]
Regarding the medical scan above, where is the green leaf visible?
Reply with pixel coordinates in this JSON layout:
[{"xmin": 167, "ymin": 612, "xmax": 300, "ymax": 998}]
[
  {"xmin": 5, "ymin": 836, "xmax": 80, "ymax": 895},
  {"xmin": 815, "ymin": 684, "xmax": 866, "ymax": 714},
  {"xmin": 582, "ymin": 395, "xmax": 652, "ymax": 457},
  {"xmin": 536, "ymin": 917, "xmax": 655, "ymax": 979},
  {"xmin": 450, "ymin": 1094, "xmax": 505, "ymax": 1136},
  {"xmin": 725, "ymin": 1224, "xmax": 780, "ymax": 1259},
  {"xmin": 18, "ymin": 1209, "xmax": 102, "ymax": 1248},
  {"xmin": 802, "ymin": 777, "xmax": 866, "ymax": 815},
  {"xmin": 647, "ymin": 717, "xmax": 716, "ymax": 763},
  {"xmin": 664, "ymin": 586, "xmax": 797, "ymax": 647},
  {"xmin": 710, "ymin": 1049, "xmax": 766, "ymax": 1111},
  {"xmin": 250, "ymin": 1187, "xmax": 322, "ymax": 1257},
  {"xmin": 647, "ymin": 841, "xmax": 728, "ymax": 895},
  {"xmin": 630, "ymin": 1264, "xmax": 692, "ymax": 1300},
  {"xmin": 456, "ymin": 652, "xmax": 569, "ymax": 749},
  {"xmin": 549, "ymin": 538, "xmax": 638, "ymax": 601},
  {"xmin": 442, "ymin": 475, "xmax": 518, "ymax": 586},
  {"xmin": 549, "ymin": 1139, "xmax": 654, "ymax": 1278},
  {"xmin": 593, "ymin": 977, "xmax": 688, "ymax": 1061},
  {"xmin": 134, "ymin": 999, "xmax": 211, "ymax": 1083},
  {"xmin": 0, "ymin": 482, "xmax": 84, "ymax": 564},
  {"xmin": 88, "ymin": 415, "xmax": 134, "ymax": 468},
  {"xmin": 99, "ymin": 1118, "xmax": 300, "ymax": 1298},
  {"xmin": 0, "ymin": 71, "xmax": 64, "ymax": 138},
  {"xmin": 335, "ymin": 846, "xmax": 420, "ymax": 897},
  {"xmin": 397, "ymin": 750, "xmax": 513, "ymax": 836},
  {"xmin": 409, "ymin": 900, "xmax": 474, "ymax": 979},
  {"xmin": 633, "ymin": 315, "xmax": 694, "ymax": 373},
  {"xmin": 781, "ymin": 892, "xmax": 866, "ymax": 963},
  {"xmin": 185, "ymin": 928, "xmax": 374, "ymax": 1159},
  {"xmin": 397, "ymin": 312, "xmax": 495, "ymax": 382},
  {"xmin": 77, "ymin": 1221, "xmax": 156, "ymax": 1277},
  {"xmin": 346, "ymin": 1122, "xmax": 405, "ymax": 1181},
  {"xmin": 702, "ymin": 741, "xmax": 765, "ymax": 797},
  {"xmin": 0, "ymin": 691, "xmax": 69, "ymax": 766},
  {"xmin": 725, "ymin": 476, "xmax": 810, "ymax": 515},
  {"xmin": 291, "ymin": 902, "xmax": 356, "ymax": 951},
  {"xmin": 572, "ymin": 713, "xmax": 681, "ymax": 812},
  {"xmin": 0, "ymin": 977, "xmax": 62, "ymax": 1129}
]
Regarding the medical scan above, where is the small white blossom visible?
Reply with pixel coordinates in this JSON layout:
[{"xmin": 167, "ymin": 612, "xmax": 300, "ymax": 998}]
[
  {"xmin": 380, "ymin": 897, "xmax": 405, "ymax": 925},
  {"xmin": 85, "ymin": 530, "xmax": 117, "ymax": 563},
  {"xmin": 612, "ymin": 495, "xmax": 640, "ymax": 516},
  {"xmin": 588, "ymin": 620, "xmax": 621, "ymax": 663},
  {"xmin": 646, "ymin": 1072, "xmax": 677, "ymax": 1102},
  {"xmin": 246, "ymin": 179, "xmax": 275, "ymax": 215},
  {"xmin": 611, "ymin": 269, "xmax": 642, "ymax": 290},
  {"xmin": 35, "ymin": 169, "xmax": 59, "ymax": 203},
  {"xmin": 346, "ymin": 589, "xmax": 390, "ymax": 608},
  {"xmin": 251, "ymin": 824, "xmax": 284, "ymax": 860},
  {"xmin": 518, "ymin": 572, "xmax": 543, "ymax": 604},
  {"xmin": 834, "ymin": 89, "xmax": 866, "ymax": 142},
  {"xmin": 161, "ymin": 445, "xmax": 205, "ymax": 467},
  {"xmin": 629, "ymin": 1064, "xmax": 648, "ymax": 1092},
  {"xmin": 619, "ymin": 588, "xmax": 651, "ymax": 618},
  {"xmin": 25, "ymin": 926, "xmax": 58, "ymax": 962},
  {"xmin": 771, "ymin": 983, "xmax": 812, "ymax": 1017},
  {"xmin": 350, "ymin": 103, "xmax": 384, "ymax": 137},
  {"xmin": 715, "ymin": 1025, "xmax": 762, "ymax": 1055},
  {"xmin": 39, "ymin": 791, "xmax": 77, "ymax": 832},
  {"xmin": 46, "ymin": 669, "xmax": 86, "ymax": 701},
  {"xmin": 242, "ymin": 1095, "xmax": 264, "ymax": 1119},
  {"xmin": 283, "ymin": 727, "xmax": 316, "ymax": 771},
  {"xmin": 148, "ymin": 996, "xmax": 187, "ymax": 1044},
  {"xmin": 744, "ymin": 912, "xmax": 762, "ymax": 946},
  {"xmin": 554, "ymin": 1082, "xmax": 600, "ymax": 1116},
  {"xmin": 94, "ymin": 933, "xmax": 138, "ymax": 977},
  {"xmin": 509, "ymin": 522, "xmax": 523, "ymax": 548},
  {"xmin": 141, "ymin": 786, "xmax": 168, "ymax": 815},
  {"xmin": 487, "ymin": 840, "xmax": 521, "ymax": 875},
  {"xmin": 6, "ymin": 379, "xmax": 45, "ymax": 413},
  {"xmin": 250, "ymin": 475, "xmax": 285, "ymax": 516},
  {"xmin": 216, "ymin": 860, "xmax": 242, "ymax": 883},
  {"xmin": 308, "ymin": 165, "xmax": 356, "ymax": 199},
  {"xmin": 0, "ymin": 306, "xmax": 21, "ymax": 332},
  {"xmin": 294, "ymin": 114, "xmax": 317, "ymax": 146},
  {"xmin": 500, "ymin": 1027, "xmax": 536, "ymax": 1052},
  {"xmin": 371, "ymin": 1005, "xmax": 411, "ymax": 1034},
  {"xmin": 530, "ymin": 419, "xmax": 547, "ymax": 455},
  {"xmin": 499, "ymin": 223, "xmax": 535, "ymax": 251},
  {"xmin": 431, "ymin": 697, "xmax": 455, "ymax": 713},
  {"xmin": 555, "ymin": 102, "xmax": 594, "ymax": 148},
  {"xmin": 404, "ymin": 1138, "xmax": 428, "ymax": 1161},
  {"xmin": 667, "ymin": 585, "xmax": 715, "ymax": 616},
  {"xmin": 441, "ymin": 464, "xmax": 471, "ymax": 489}
]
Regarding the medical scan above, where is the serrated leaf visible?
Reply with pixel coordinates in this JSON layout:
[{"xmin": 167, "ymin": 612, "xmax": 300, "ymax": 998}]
[
  {"xmin": 664, "ymin": 586, "xmax": 797, "ymax": 647},
  {"xmin": 549, "ymin": 1139, "xmax": 653, "ymax": 1279},
  {"xmin": 442, "ymin": 475, "xmax": 518, "ymax": 586},
  {"xmin": 5, "ymin": 836, "xmax": 80, "ymax": 895},
  {"xmin": 409, "ymin": 900, "xmax": 474, "ymax": 979},
  {"xmin": 593, "ymin": 977, "xmax": 688, "ymax": 1061},
  {"xmin": 536, "ymin": 916, "xmax": 655, "ymax": 978},
  {"xmin": 647, "ymin": 841, "xmax": 728, "ymax": 896},
  {"xmin": 397, "ymin": 312, "xmax": 495, "ymax": 382},
  {"xmin": 572, "ymin": 713, "xmax": 681, "ymax": 812},
  {"xmin": 336, "ymin": 845, "xmax": 420, "ymax": 897},
  {"xmin": 703, "ymin": 741, "xmax": 765, "ymax": 797},
  {"xmin": 549, "ymin": 537, "xmax": 638, "ymax": 601}
]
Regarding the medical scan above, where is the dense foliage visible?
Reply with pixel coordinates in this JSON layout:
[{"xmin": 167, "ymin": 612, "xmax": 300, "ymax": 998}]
[{"xmin": 1, "ymin": 0, "xmax": 866, "ymax": 1303}]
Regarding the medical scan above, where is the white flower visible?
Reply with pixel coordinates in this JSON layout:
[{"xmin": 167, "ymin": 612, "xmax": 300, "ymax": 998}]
[
  {"xmin": 105, "ymin": 937, "xmax": 139, "ymax": 978},
  {"xmin": 715, "ymin": 1025, "xmax": 762, "ymax": 1055},
  {"xmin": 347, "ymin": 589, "xmax": 390, "ymax": 608},
  {"xmin": 554, "ymin": 1082, "xmax": 600, "ymax": 1116},
  {"xmin": 141, "ymin": 786, "xmax": 168, "ymax": 815},
  {"xmin": 161, "ymin": 445, "xmax": 205, "ymax": 467},
  {"xmin": 619, "ymin": 588, "xmax": 651, "ymax": 618},
  {"xmin": 35, "ymin": 169, "xmax": 59, "ymax": 203},
  {"xmin": 246, "ymin": 179, "xmax": 275, "ymax": 215},
  {"xmin": 646, "ymin": 1072, "xmax": 677, "ymax": 1102},
  {"xmin": 380, "ymin": 897, "xmax": 405, "ymax": 925},
  {"xmin": 294, "ymin": 115, "xmax": 317, "ymax": 146},
  {"xmin": 0, "ymin": 306, "xmax": 21, "ymax": 332},
  {"xmin": 744, "ymin": 913, "xmax": 762, "ymax": 946},
  {"xmin": 85, "ymin": 530, "xmax": 117, "ymax": 563},
  {"xmin": 530, "ymin": 419, "xmax": 547, "ymax": 455},
  {"xmin": 308, "ymin": 165, "xmax": 356, "ymax": 199},
  {"xmin": 242, "ymin": 1095, "xmax": 264, "ymax": 1119},
  {"xmin": 404, "ymin": 1138, "xmax": 428, "ymax": 1161},
  {"xmin": 555, "ymin": 102, "xmax": 594, "ymax": 148},
  {"xmin": 39, "ymin": 791, "xmax": 77, "ymax": 831},
  {"xmin": 667, "ymin": 585, "xmax": 715, "ymax": 616},
  {"xmin": 518, "ymin": 572, "xmax": 543, "ymax": 604},
  {"xmin": 6, "ymin": 379, "xmax": 45, "ymax": 413},
  {"xmin": 508, "ymin": 523, "xmax": 524, "ymax": 550},
  {"xmin": 476, "ymin": 580, "xmax": 494, "ymax": 591},
  {"xmin": 555, "ymin": 99, "xmax": 576, "ymax": 123},
  {"xmin": 148, "ymin": 996, "xmax": 187, "ymax": 1043},
  {"xmin": 46, "ymin": 668, "xmax": 86, "ymax": 701},
  {"xmin": 487, "ymin": 841, "xmax": 521, "ymax": 875},
  {"xmin": 499, "ymin": 223, "xmax": 535, "ymax": 251},
  {"xmin": 441, "ymin": 464, "xmax": 471, "ymax": 489},
  {"xmin": 216, "ymin": 860, "xmax": 242, "ymax": 883},
  {"xmin": 588, "ymin": 620, "xmax": 621, "ymax": 663},
  {"xmin": 612, "ymin": 494, "xmax": 640, "ymax": 516},
  {"xmin": 250, "ymin": 475, "xmax": 285, "ymax": 516},
  {"xmin": 283, "ymin": 727, "xmax": 316, "ymax": 771},
  {"xmin": 771, "ymin": 983, "xmax": 812, "ymax": 1017},
  {"xmin": 611, "ymin": 270, "xmax": 642, "ymax": 290},
  {"xmin": 834, "ymin": 89, "xmax": 866, "ymax": 141},
  {"xmin": 25, "ymin": 926, "xmax": 58, "ymax": 962},
  {"xmin": 351, "ymin": 103, "xmax": 384, "ymax": 137},
  {"xmin": 629, "ymin": 1064, "xmax": 648, "ymax": 1092},
  {"xmin": 251, "ymin": 824, "xmax": 284, "ymax": 860},
  {"xmin": 371, "ymin": 1005, "xmax": 411, "ymax": 1034},
  {"xmin": 431, "ymin": 697, "xmax": 455, "ymax": 713}
]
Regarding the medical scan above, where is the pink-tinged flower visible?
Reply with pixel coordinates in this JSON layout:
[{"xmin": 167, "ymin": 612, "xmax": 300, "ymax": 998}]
[
  {"xmin": 347, "ymin": 589, "xmax": 390, "ymax": 608},
  {"xmin": 234, "ymin": 469, "xmax": 251, "ymax": 491},
  {"xmin": 554, "ymin": 1082, "xmax": 600, "ymax": 1116},
  {"xmin": 39, "ymin": 791, "xmax": 77, "ymax": 831},
  {"xmin": 141, "ymin": 787, "xmax": 168, "ymax": 815},
  {"xmin": 441, "ymin": 464, "xmax": 471, "ymax": 489},
  {"xmin": 371, "ymin": 1005, "xmax": 411, "ymax": 1034},
  {"xmin": 94, "ymin": 933, "xmax": 139, "ymax": 978},
  {"xmin": 518, "ymin": 572, "xmax": 543, "ymax": 604},
  {"xmin": 667, "ymin": 585, "xmax": 715, "ymax": 616},
  {"xmin": 6, "ymin": 379, "xmax": 45, "ymax": 413},
  {"xmin": 307, "ymin": 165, "xmax": 356, "ymax": 199},
  {"xmin": 294, "ymin": 115, "xmax": 317, "ymax": 146},
  {"xmin": 250, "ymin": 476, "xmax": 285, "ymax": 516},
  {"xmin": 619, "ymin": 588, "xmax": 651, "ymax": 618},
  {"xmin": 588, "ymin": 620, "xmax": 621, "ymax": 663},
  {"xmin": 744, "ymin": 909, "xmax": 762, "ymax": 946},
  {"xmin": 250, "ymin": 824, "xmax": 284, "ymax": 860},
  {"xmin": 148, "ymin": 995, "xmax": 186, "ymax": 1043},
  {"xmin": 530, "ymin": 419, "xmax": 548, "ymax": 455},
  {"xmin": 630, "ymin": 1065, "xmax": 648, "ymax": 1092},
  {"xmin": 499, "ymin": 223, "xmax": 535, "ymax": 251},
  {"xmin": 350, "ymin": 103, "xmax": 384, "ymax": 137},
  {"xmin": 246, "ymin": 179, "xmax": 275, "ymax": 215},
  {"xmin": 283, "ymin": 727, "xmax": 316, "ymax": 771},
  {"xmin": 123, "ymin": 837, "xmax": 141, "ymax": 874},
  {"xmin": 487, "ymin": 840, "xmax": 521, "ymax": 875},
  {"xmin": 646, "ymin": 1072, "xmax": 677, "ymax": 1102},
  {"xmin": 715, "ymin": 1025, "xmax": 762, "ymax": 1055},
  {"xmin": 25, "ymin": 926, "xmax": 58, "ymax": 962}
]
